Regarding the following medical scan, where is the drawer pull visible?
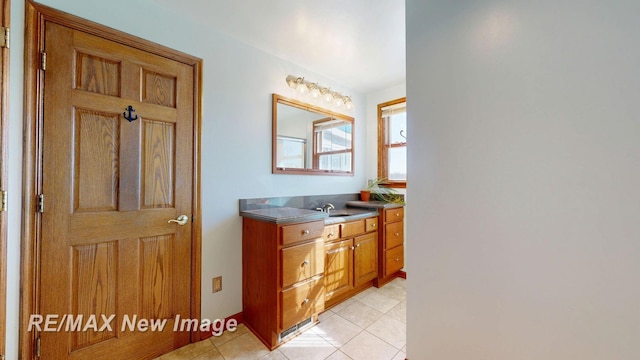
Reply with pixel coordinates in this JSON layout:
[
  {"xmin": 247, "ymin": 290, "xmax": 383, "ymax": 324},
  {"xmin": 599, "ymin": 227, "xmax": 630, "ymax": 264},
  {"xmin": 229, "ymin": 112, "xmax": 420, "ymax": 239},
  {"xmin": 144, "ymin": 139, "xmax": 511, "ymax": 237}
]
[
  {"xmin": 302, "ymin": 298, "xmax": 310, "ymax": 306},
  {"xmin": 396, "ymin": 213, "xmax": 400, "ymax": 217},
  {"xmin": 328, "ymin": 232, "xmax": 335, "ymax": 238},
  {"xmin": 302, "ymin": 260, "xmax": 310, "ymax": 266},
  {"xmin": 302, "ymin": 230, "xmax": 310, "ymax": 235},
  {"xmin": 350, "ymin": 246, "xmax": 355, "ymax": 250},
  {"xmin": 395, "ymin": 257, "xmax": 400, "ymax": 262},
  {"xmin": 371, "ymin": 224, "xmax": 376, "ymax": 227},
  {"xmin": 395, "ymin": 232, "xmax": 400, "ymax": 236},
  {"xmin": 356, "ymin": 244, "xmax": 361, "ymax": 248}
]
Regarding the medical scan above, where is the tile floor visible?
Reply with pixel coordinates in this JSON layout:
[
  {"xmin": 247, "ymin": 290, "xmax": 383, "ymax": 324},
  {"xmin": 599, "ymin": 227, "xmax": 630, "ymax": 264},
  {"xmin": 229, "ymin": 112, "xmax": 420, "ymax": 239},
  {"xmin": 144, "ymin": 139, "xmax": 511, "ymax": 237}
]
[{"xmin": 156, "ymin": 277, "xmax": 406, "ymax": 360}]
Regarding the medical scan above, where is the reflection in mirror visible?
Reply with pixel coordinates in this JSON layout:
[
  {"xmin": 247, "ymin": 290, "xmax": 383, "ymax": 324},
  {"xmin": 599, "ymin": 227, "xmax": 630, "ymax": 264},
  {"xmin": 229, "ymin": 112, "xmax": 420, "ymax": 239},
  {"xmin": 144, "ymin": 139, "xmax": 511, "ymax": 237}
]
[{"xmin": 273, "ymin": 94, "xmax": 354, "ymax": 175}]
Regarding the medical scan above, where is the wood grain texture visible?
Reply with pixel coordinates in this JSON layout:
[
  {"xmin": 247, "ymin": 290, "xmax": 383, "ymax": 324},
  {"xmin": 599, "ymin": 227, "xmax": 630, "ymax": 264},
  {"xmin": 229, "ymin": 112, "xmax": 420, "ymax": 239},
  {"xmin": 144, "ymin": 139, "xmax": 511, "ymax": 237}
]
[
  {"xmin": 21, "ymin": 5, "xmax": 201, "ymax": 357},
  {"xmin": 75, "ymin": 52, "xmax": 120, "ymax": 96},
  {"xmin": 324, "ymin": 239, "xmax": 353, "ymax": 302},
  {"xmin": 74, "ymin": 108, "xmax": 120, "ymax": 212},
  {"xmin": 281, "ymin": 238, "xmax": 324, "ymax": 289},
  {"xmin": 0, "ymin": 0, "xmax": 8, "ymax": 356},
  {"xmin": 142, "ymin": 70, "xmax": 176, "ymax": 107},
  {"xmin": 72, "ymin": 242, "xmax": 117, "ymax": 349},
  {"xmin": 385, "ymin": 244, "xmax": 404, "ymax": 276},
  {"xmin": 339, "ymin": 219, "xmax": 365, "ymax": 238},
  {"xmin": 280, "ymin": 220, "xmax": 324, "ymax": 246},
  {"xmin": 280, "ymin": 276, "xmax": 324, "ymax": 330},
  {"xmin": 142, "ymin": 119, "xmax": 174, "ymax": 208},
  {"xmin": 385, "ymin": 221, "xmax": 404, "ymax": 249},
  {"xmin": 141, "ymin": 234, "xmax": 174, "ymax": 319},
  {"xmin": 354, "ymin": 232, "xmax": 378, "ymax": 287}
]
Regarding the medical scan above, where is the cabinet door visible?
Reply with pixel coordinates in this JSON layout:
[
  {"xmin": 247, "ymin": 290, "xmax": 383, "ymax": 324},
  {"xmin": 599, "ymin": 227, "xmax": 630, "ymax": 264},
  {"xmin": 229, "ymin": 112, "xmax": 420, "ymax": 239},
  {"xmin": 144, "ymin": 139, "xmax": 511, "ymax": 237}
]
[
  {"xmin": 324, "ymin": 239, "xmax": 353, "ymax": 301},
  {"xmin": 354, "ymin": 233, "xmax": 378, "ymax": 286}
]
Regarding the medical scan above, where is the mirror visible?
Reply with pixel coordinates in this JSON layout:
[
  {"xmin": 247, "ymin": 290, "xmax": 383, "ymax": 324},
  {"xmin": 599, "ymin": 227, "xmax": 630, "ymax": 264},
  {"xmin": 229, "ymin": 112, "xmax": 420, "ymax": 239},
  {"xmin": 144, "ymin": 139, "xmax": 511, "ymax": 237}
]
[{"xmin": 273, "ymin": 94, "xmax": 354, "ymax": 175}]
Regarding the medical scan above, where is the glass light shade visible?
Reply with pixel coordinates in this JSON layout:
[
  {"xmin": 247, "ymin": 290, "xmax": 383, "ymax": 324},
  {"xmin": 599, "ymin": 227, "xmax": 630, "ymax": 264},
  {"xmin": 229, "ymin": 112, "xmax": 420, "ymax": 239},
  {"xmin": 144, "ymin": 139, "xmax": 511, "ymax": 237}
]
[
  {"xmin": 323, "ymin": 90, "xmax": 334, "ymax": 103},
  {"xmin": 333, "ymin": 95, "xmax": 343, "ymax": 107},
  {"xmin": 309, "ymin": 83, "xmax": 321, "ymax": 98}
]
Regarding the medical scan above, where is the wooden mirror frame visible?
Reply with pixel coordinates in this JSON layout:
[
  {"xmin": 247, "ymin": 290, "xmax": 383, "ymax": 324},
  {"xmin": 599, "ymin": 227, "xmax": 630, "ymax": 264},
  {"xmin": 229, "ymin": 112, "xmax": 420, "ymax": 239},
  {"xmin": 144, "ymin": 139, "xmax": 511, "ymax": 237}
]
[{"xmin": 272, "ymin": 94, "xmax": 355, "ymax": 176}]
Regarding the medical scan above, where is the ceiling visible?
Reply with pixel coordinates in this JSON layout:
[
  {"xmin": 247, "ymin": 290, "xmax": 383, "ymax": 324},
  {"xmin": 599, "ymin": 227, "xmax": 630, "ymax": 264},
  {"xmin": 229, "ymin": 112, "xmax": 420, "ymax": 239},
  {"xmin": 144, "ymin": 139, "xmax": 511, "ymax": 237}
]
[{"xmin": 152, "ymin": 0, "xmax": 405, "ymax": 94}]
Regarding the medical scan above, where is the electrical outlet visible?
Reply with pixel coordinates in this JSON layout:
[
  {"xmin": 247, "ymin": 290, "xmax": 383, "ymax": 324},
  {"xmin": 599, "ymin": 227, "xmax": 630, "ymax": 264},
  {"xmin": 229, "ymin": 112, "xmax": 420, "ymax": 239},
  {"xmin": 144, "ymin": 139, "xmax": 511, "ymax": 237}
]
[{"xmin": 213, "ymin": 276, "xmax": 222, "ymax": 293}]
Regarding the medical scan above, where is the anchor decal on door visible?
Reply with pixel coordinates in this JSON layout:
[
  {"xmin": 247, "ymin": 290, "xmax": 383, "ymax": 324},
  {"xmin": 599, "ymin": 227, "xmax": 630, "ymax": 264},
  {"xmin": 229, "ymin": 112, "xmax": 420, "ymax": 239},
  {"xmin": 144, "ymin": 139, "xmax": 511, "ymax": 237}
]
[{"xmin": 123, "ymin": 105, "xmax": 139, "ymax": 122}]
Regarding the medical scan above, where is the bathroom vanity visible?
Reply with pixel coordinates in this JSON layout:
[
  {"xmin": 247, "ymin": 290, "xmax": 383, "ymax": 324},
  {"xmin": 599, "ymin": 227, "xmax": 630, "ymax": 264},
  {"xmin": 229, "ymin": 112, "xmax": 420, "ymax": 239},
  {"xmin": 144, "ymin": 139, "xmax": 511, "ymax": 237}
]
[{"xmin": 239, "ymin": 195, "xmax": 404, "ymax": 349}]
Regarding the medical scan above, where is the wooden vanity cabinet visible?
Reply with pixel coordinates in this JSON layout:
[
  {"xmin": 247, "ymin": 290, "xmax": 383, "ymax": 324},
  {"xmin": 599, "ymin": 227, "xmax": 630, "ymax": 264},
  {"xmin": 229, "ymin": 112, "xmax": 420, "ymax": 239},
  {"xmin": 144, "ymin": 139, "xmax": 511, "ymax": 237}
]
[
  {"xmin": 323, "ymin": 217, "xmax": 378, "ymax": 307},
  {"xmin": 376, "ymin": 206, "xmax": 405, "ymax": 286},
  {"xmin": 242, "ymin": 217, "xmax": 325, "ymax": 350}
]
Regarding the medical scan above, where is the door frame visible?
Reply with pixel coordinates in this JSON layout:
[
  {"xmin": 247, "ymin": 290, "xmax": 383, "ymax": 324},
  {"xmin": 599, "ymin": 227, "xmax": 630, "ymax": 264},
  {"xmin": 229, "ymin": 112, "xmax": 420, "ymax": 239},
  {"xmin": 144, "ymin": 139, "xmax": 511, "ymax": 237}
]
[
  {"xmin": 20, "ymin": 2, "xmax": 203, "ymax": 358},
  {"xmin": 0, "ymin": 0, "xmax": 9, "ymax": 358}
]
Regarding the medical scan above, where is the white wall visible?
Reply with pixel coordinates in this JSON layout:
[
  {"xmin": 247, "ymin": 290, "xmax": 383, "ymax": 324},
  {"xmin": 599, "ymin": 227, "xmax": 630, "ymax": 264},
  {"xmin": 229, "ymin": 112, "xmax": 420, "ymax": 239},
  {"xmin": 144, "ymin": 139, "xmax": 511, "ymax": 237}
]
[
  {"xmin": 4, "ymin": 0, "xmax": 368, "ymax": 357},
  {"xmin": 407, "ymin": 1, "xmax": 640, "ymax": 359}
]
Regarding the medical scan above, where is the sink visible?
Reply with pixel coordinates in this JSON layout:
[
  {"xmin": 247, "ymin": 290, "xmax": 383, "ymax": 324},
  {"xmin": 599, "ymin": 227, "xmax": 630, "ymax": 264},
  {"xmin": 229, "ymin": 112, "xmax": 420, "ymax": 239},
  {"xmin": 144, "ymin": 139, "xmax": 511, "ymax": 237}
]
[{"xmin": 328, "ymin": 211, "xmax": 354, "ymax": 217}]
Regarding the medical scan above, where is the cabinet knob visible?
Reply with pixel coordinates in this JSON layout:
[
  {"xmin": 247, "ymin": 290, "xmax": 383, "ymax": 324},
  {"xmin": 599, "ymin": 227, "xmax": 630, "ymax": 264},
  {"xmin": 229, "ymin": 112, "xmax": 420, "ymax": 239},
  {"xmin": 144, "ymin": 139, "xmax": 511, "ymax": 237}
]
[
  {"xmin": 302, "ymin": 260, "xmax": 310, "ymax": 266},
  {"xmin": 396, "ymin": 213, "xmax": 400, "ymax": 217},
  {"xmin": 328, "ymin": 232, "xmax": 335, "ymax": 237},
  {"xmin": 350, "ymin": 246, "xmax": 355, "ymax": 250},
  {"xmin": 372, "ymin": 224, "xmax": 376, "ymax": 227},
  {"xmin": 302, "ymin": 298, "xmax": 310, "ymax": 306},
  {"xmin": 395, "ymin": 232, "xmax": 400, "ymax": 236},
  {"xmin": 302, "ymin": 230, "xmax": 310, "ymax": 235},
  {"xmin": 395, "ymin": 257, "xmax": 400, "ymax": 262},
  {"xmin": 356, "ymin": 244, "xmax": 361, "ymax": 248}
]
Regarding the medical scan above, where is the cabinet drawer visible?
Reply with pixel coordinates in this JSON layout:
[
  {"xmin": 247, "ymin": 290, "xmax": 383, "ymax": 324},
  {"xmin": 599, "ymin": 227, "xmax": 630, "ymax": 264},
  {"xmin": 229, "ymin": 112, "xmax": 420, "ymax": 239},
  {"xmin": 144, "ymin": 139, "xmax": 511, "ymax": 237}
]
[
  {"xmin": 365, "ymin": 217, "xmax": 378, "ymax": 233},
  {"xmin": 385, "ymin": 245, "xmax": 404, "ymax": 276},
  {"xmin": 281, "ymin": 221, "xmax": 324, "ymax": 246},
  {"xmin": 322, "ymin": 224, "xmax": 340, "ymax": 242},
  {"xmin": 282, "ymin": 239, "xmax": 324, "ymax": 288},
  {"xmin": 385, "ymin": 207, "xmax": 404, "ymax": 222},
  {"xmin": 281, "ymin": 276, "xmax": 325, "ymax": 330},
  {"xmin": 385, "ymin": 221, "xmax": 404, "ymax": 249},
  {"xmin": 340, "ymin": 219, "xmax": 365, "ymax": 238}
]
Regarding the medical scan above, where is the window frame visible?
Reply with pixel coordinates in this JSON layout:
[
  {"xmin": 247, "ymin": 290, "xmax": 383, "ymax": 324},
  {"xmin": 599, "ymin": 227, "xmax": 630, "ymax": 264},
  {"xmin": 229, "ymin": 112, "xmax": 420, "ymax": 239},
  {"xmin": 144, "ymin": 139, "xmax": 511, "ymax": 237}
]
[{"xmin": 377, "ymin": 97, "xmax": 407, "ymax": 188}]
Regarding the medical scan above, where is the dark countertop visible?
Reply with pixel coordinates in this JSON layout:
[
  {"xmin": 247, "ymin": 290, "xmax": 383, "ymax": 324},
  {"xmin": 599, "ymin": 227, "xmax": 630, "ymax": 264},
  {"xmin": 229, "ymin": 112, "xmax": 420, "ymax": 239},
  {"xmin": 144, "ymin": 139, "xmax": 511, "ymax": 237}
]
[
  {"xmin": 240, "ymin": 207, "xmax": 328, "ymax": 225},
  {"xmin": 346, "ymin": 200, "xmax": 405, "ymax": 209}
]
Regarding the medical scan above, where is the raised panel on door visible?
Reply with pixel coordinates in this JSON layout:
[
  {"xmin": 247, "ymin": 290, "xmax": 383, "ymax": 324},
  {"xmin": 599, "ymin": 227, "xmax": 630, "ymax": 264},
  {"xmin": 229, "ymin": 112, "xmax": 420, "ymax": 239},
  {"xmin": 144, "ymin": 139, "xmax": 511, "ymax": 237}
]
[
  {"xmin": 39, "ymin": 21, "xmax": 194, "ymax": 360},
  {"xmin": 324, "ymin": 239, "xmax": 353, "ymax": 301},
  {"xmin": 354, "ymin": 233, "xmax": 378, "ymax": 286}
]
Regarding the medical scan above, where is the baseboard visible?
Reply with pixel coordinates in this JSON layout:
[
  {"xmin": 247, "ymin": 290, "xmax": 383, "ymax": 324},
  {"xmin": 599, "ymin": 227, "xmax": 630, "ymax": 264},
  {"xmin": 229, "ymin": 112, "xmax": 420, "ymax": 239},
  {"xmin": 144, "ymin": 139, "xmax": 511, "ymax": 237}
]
[
  {"xmin": 399, "ymin": 270, "xmax": 407, "ymax": 279},
  {"xmin": 199, "ymin": 312, "xmax": 244, "ymax": 341}
]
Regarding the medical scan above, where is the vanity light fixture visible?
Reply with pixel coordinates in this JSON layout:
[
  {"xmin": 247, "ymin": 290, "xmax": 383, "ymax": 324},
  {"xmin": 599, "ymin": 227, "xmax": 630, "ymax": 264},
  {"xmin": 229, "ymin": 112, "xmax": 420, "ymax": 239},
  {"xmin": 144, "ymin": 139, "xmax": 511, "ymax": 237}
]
[{"xmin": 285, "ymin": 75, "xmax": 354, "ymax": 110}]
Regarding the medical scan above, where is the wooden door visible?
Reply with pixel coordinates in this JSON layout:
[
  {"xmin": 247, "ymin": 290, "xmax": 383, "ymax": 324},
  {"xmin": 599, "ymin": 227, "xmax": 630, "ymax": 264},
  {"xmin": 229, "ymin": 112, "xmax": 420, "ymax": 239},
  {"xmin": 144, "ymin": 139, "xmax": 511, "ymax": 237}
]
[
  {"xmin": 0, "ymin": 0, "xmax": 9, "ymax": 358},
  {"xmin": 354, "ymin": 233, "xmax": 378, "ymax": 287},
  {"xmin": 39, "ymin": 22, "xmax": 194, "ymax": 359},
  {"xmin": 324, "ymin": 239, "xmax": 353, "ymax": 301}
]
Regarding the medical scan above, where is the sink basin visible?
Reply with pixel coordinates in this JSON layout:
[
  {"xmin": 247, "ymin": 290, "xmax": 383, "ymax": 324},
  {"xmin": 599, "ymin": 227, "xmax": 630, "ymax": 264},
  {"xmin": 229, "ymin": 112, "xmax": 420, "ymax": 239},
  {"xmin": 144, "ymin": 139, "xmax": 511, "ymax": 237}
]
[{"xmin": 328, "ymin": 212, "xmax": 354, "ymax": 217}]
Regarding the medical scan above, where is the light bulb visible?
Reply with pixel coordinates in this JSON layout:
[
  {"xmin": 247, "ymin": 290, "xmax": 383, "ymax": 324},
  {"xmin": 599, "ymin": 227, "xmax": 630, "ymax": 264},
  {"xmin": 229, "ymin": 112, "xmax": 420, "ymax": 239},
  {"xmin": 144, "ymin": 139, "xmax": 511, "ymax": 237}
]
[
  {"xmin": 344, "ymin": 97, "xmax": 354, "ymax": 110},
  {"xmin": 333, "ymin": 95, "xmax": 343, "ymax": 107},
  {"xmin": 323, "ymin": 90, "xmax": 333, "ymax": 103},
  {"xmin": 309, "ymin": 83, "xmax": 321, "ymax": 98}
]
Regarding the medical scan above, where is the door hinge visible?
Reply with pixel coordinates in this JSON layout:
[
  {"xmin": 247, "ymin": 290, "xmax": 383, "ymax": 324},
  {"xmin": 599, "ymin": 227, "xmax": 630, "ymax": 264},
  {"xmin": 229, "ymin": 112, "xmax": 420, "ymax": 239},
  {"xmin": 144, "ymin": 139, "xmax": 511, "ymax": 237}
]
[
  {"xmin": 38, "ymin": 194, "xmax": 44, "ymax": 213},
  {"xmin": 35, "ymin": 336, "xmax": 41, "ymax": 358},
  {"xmin": 1, "ymin": 190, "xmax": 7, "ymax": 211},
  {"xmin": 0, "ymin": 27, "xmax": 9, "ymax": 49},
  {"xmin": 41, "ymin": 51, "xmax": 47, "ymax": 70}
]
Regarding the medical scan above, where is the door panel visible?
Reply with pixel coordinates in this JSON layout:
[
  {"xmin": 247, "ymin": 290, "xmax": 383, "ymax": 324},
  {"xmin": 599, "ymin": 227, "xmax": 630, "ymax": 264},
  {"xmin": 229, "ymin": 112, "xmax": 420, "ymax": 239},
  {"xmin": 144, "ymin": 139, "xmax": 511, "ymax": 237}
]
[
  {"xmin": 39, "ymin": 21, "xmax": 194, "ymax": 359},
  {"xmin": 354, "ymin": 233, "xmax": 378, "ymax": 286}
]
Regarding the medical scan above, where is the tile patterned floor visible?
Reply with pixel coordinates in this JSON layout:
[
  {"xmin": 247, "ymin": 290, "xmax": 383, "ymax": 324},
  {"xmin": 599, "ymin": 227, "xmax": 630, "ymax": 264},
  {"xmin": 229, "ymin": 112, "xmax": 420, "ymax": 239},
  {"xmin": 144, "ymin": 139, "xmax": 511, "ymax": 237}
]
[{"xmin": 156, "ymin": 278, "xmax": 406, "ymax": 360}]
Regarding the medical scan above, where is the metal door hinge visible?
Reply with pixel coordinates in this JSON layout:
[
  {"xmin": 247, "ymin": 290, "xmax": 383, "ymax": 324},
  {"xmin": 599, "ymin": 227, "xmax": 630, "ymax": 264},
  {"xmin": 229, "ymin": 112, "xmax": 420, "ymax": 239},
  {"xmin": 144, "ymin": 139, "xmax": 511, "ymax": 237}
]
[
  {"xmin": 0, "ymin": 27, "xmax": 9, "ymax": 48},
  {"xmin": 38, "ymin": 194, "xmax": 44, "ymax": 213},
  {"xmin": 41, "ymin": 52, "xmax": 47, "ymax": 70},
  {"xmin": 1, "ymin": 190, "xmax": 7, "ymax": 211},
  {"xmin": 35, "ymin": 336, "xmax": 41, "ymax": 358}
]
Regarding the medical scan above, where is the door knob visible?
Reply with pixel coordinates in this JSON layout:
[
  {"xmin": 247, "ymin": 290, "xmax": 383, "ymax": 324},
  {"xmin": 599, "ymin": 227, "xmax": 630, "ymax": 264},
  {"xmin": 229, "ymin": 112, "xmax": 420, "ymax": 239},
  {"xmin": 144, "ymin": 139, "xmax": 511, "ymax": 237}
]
[{"xmin": 168, "ymin": 214, "xmax": 189, "ymax": 225}]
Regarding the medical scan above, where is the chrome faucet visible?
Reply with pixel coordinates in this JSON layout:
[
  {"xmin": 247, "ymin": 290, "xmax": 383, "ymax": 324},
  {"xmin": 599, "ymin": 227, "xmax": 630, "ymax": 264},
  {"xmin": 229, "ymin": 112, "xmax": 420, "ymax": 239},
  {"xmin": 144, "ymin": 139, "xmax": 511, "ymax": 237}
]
[{"xmin": 316, "ymin": 203, "xmax": 335, "ymax": 214}]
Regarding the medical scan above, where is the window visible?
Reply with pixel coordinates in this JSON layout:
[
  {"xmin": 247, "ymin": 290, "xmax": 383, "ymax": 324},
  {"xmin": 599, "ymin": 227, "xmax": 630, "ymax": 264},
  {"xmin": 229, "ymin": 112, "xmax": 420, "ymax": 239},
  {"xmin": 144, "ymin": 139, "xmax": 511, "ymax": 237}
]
[
  {"xmin": 378, "ymin": 98, "xmax": 407, "ymax": 187},
  {"xmin": 313, "ymin": 117, "xmax": 353, "ymax": 171}
]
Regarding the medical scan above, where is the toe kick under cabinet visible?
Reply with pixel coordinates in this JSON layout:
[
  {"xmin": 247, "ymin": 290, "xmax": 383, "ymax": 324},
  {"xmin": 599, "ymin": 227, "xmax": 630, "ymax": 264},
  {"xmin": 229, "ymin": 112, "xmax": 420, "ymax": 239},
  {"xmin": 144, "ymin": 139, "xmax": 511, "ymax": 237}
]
[{"xmin": 242, "ymin": 217, "xmax": 325, "ymax": 350}]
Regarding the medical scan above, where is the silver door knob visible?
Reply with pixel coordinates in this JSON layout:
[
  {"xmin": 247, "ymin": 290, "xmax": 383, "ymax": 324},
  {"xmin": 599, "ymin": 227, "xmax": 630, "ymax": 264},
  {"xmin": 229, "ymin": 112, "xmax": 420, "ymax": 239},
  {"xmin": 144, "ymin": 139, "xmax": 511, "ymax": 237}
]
[{"xmin": 168, "ymin": 214, "xmax": 189, "ymax": 225}]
